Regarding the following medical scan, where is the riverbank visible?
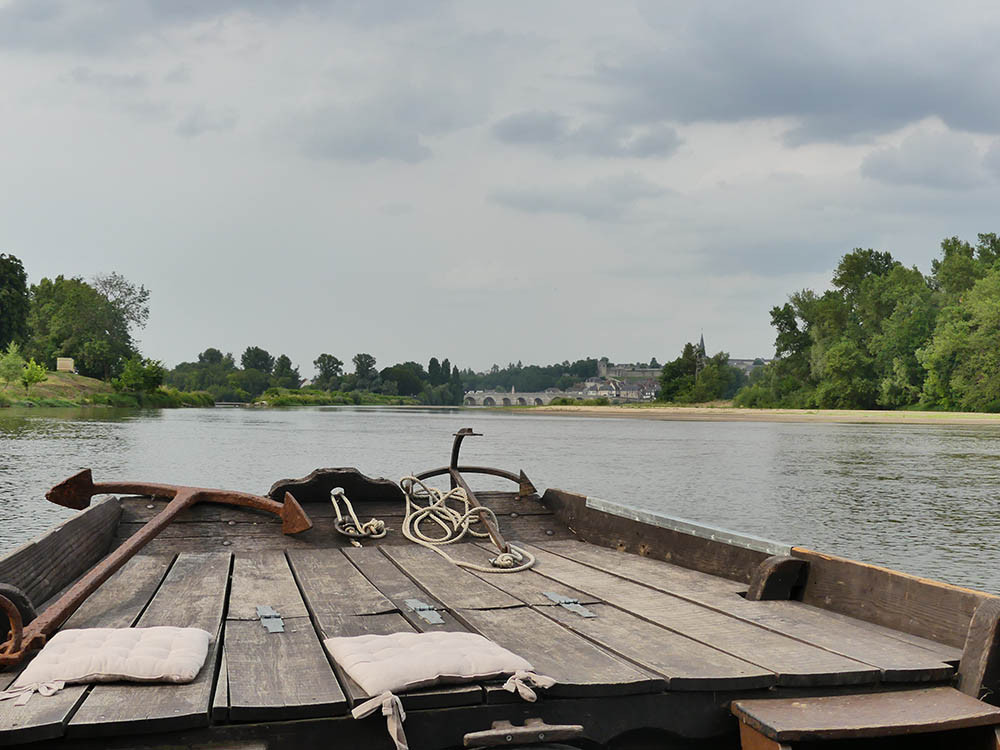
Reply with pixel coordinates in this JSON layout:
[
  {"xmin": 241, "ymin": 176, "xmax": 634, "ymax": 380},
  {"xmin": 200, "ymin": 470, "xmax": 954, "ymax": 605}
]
[
  {"xmin": 520, "ymin": 403, "xmax": 1000, "ymax": 425},
  {"xmin": 0, "ymin": 371, "xmax": 213, "ymax": 408}
]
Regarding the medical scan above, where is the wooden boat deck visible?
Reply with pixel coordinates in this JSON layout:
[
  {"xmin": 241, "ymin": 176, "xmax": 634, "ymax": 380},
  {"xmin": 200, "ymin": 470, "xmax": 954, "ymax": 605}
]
[{"xmin": 0, "ymin": 488, "xmax": 969, "ymax": 748}]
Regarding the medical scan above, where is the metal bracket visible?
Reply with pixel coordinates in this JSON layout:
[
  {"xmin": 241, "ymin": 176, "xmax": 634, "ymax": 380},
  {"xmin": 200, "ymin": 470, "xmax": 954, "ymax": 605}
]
[
  {"xmin": 256, "ymin": 605, "xmax": 285, "ymax": 633},
  {"xmin": 404, "ymin": 598, "xmax": 445, "ymax": 625},
  {"xmin": 543, "ymin": 592, "xmax": 596, "ymax": 618}
]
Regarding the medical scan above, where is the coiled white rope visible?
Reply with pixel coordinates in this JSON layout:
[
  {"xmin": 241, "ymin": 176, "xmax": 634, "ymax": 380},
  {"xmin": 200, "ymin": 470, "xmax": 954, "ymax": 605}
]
[
  {"xmin": 399, "ymin": 475, "xmax": 535, "ymax": 573},
  {"xmin": 331, "ymin": 487, "xmax": 387, "ymax": 540}
]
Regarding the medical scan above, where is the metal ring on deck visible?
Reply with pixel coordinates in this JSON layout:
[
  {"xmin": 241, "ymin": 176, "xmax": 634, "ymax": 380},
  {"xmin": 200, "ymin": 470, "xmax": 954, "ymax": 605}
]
[{"xmin": 0, "ymin": 594, "xmax": 23, "ymax": 658}]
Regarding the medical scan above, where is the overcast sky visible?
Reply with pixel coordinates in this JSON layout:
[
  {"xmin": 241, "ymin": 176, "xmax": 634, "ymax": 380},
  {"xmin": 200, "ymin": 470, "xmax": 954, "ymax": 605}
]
[{"xmin": 4, "ymin": 1, "xmax": 1000, "ymax": 374}]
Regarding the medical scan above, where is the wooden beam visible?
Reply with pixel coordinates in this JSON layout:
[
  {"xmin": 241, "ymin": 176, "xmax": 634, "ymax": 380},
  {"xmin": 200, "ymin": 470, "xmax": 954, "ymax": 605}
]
[
  {"xmin": 959, "ymin": 598, "xmax": 1000, "ymax": 701},
  {"xmin": 746, "ymin": 556, "xmax": 809, "ymax": 601}
]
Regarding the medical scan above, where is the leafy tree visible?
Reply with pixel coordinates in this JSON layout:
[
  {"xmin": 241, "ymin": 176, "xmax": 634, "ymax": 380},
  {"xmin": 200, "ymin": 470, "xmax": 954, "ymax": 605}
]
[
  {"xmin": 352, "ymin": 352, "xmax": 377, "ymax": 384},
  {"xmin": 380, "ymin": 363, "xmax": 425, "ymax": 396},
  {"xmin": 649, "ymin": 357, "xmax": 660, "ymax": 368},
  {"xmin": 0, "ymin": 342, "xmax": 25, "ymax": 390},
  {"xmin": 441, "ymin": 358, "xmax": 452, "ymax": 382},
  {"xmin": 114, "ymin": 357, "xmax": 165, "ymax": 393},
  {"xmin": 0, "ymin": 253, "xmax": 29, "ymax": 349},
  {"xmin": 27, "ymin": 276, "xmax": 137, "ymax": 379},
  {"xmin": 658, "ymin": 343, "xmax": 697, "ymax": 401},
  {"xmin": 92, "ymin": 272, "xmax": 150, "ymax": 332},
  {"xmin": 272, "ymin": 354, "xmax": 301, "ymax": 389},
  {"xmin": 20, "ymin": 358, "xmax": 46, "ymax": 395},
  {"xmin": 228, "ymin": 368, "xmax": 270, "ymax": 398},
  {"xmin": 313, "ymin": 353, "xmax": 344, "ymax": 390},
  {"xmin": 166, "ymin": 348, "xmax": 236, "ymax": 392},
  {"xmin": 241, "ymin": 346, "xmax": 274, "ymax": 374},
  {"xmin": 428, "ymin": 357, "xmax": 442, "ymax": 386}
]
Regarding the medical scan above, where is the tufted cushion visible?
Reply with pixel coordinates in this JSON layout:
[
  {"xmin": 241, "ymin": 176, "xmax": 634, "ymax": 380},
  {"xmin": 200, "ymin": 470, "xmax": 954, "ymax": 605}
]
[
  {"xmin": 324, "ymin": 631, "xmax": 534, "ymax": 695},
  {"xmin": 12, "ymin": 627, "xmax": 212, "ymax": 689}
]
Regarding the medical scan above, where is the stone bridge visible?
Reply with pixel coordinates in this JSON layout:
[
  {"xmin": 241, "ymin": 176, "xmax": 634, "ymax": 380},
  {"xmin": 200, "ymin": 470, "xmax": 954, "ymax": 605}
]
[{"xmin": 463, "ymin": 390, "xmax": 575, "ymax": 406}]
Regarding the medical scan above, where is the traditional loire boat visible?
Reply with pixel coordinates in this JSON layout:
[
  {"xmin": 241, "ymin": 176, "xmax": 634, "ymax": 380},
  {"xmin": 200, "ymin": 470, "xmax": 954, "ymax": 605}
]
[{"xmin": 1, "ymin": 428, "xmax": 999, "ymax": 749}]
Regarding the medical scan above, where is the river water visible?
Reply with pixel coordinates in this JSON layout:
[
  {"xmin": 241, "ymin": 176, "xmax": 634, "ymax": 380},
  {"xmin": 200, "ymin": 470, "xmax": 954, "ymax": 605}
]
[{"xmin": 1, "ymin": 406, "xmax": 998, "ymax": 593}]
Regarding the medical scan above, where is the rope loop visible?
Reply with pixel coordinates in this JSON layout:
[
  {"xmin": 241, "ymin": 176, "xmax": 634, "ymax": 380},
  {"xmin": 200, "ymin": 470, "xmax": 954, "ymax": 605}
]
[{"xmin": 330, "ymin": 487, "xmax": 387, "ymax": 540}]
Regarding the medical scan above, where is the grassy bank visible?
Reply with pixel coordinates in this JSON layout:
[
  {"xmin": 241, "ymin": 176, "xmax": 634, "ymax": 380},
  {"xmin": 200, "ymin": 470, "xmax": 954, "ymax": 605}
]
[
  {"xmin": 516, "ymin": 401, "xmax": 1000, "ymax": 424},
  {"xmin": 0, "ymin": 371, "xmax": 213, "ymax": 408},
  {"xmin": 253, "ymin": 387, "xmax": 420, "ymax": 406}
]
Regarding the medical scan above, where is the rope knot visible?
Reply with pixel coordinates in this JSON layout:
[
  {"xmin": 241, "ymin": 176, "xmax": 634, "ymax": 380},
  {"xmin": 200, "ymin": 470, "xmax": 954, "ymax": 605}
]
[
  {"xmin": 502, "ymin": 670, "xmax": 556, "ymax": 702},
  {"xmin": 490, "ymin": 552, "xmax": 519, "ymax": 569}
]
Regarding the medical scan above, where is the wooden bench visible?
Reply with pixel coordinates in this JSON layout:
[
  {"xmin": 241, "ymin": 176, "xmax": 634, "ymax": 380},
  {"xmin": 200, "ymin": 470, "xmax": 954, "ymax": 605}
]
[{"xmin": 731, "ymin": 598, "xmax": 1000, "ymax": 749}]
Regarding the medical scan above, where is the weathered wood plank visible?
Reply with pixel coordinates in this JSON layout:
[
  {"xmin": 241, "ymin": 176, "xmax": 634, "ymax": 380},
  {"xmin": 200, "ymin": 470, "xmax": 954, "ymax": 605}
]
[
  {"xmin": 212, "ymin": 650, "xmax": 228, "ymax": 722},
  {"xmin": 525, "ymin": 545, "xmax": 879, "ymax": 687},
  {"xmin": 0, "ymin": 554, "xmax": 173, "ymax": 745},
  {"xmin": 456, "ymin": 607, "xmax": 664, "ymax": 698},
  {"xmin": 542, "ymin": 602, "xmax": 775, "ymax": 691},
  {"xmin": 958, "ymin": 598, "xmax": 1000, "ymax": 699},
  {"xmin": 0, "ymin": 497, "xmax": 121, "ymax": 606},
  {"xmin": 731, "ymin": 686, "xmax": 1000, "ymax": 742},
  {"xmin": 119, "ymin": 493, "xmax": 550, "ymax": 525},
  {"xmin": 227, "ymin": 551, "xmax": 308, "ymax": 621},
  {"xmin": 224, "ymin": 552, "xmax": 346, "ymax": 720},
  {"xmin": 343, "ymin": 547, "xmax": 466, "ymax": 632},
  {"xmin": 539, "ymin": 540, "xmax": 956, "ymax": 682},
  {"xmin": 540, "ymin": 488, "xmax": 768, "ymax": 582},
  {"xmin": 286, "ymin": 549, "xmax": 395, "ymax": 619},
  {"xmin": 380, "ymin": 546, "xmax": 522, "ymax": 610},
  {"xmin": 794, "ymin": 546, "xmax": 996, "ymax": 648},
  {"xmin": 67, "ymin": 553, "xmax": 232, "ymax": 737}
]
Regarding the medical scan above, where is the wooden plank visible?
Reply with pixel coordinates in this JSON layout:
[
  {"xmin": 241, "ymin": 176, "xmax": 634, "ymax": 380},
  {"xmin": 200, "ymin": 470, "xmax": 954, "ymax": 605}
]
[
  {"xmin": 542, "ymin": 603, "xmax": 774, "ymax": 691},
  {"xmin": 448, "ymin": 544, "xmax": 600, "ymax": 606},
  {"xmin": 68, "ymin": 553, "xmax": 232, "ymax": 737},
  {"xmin": 456, "ymin": 607, "xmax": 664, "ymax": 698},
  {"xmin": 286, "ymin": 549, "xmax": 394, "ymax": 619},
  {"xmin": 227, "ymin": 551, "xmax": 308, "ymax": 620},
  {"xmin": 958, "ymin": 598, "xmax": 1000, "ymax": 699},
  {"xmin": 539, "ymin": 541, "xmax": 956, "ymax": 682},
  {"xmin": 731, "ymin": 686, "xmax": 1000, "ymax": 742},
  {"xmin": 380, "ymin": 546, "xmax": 522, "ymax": 610},
  {"xmin": 794, "ymin": 546, "xmax": 996, "ymax": 648},
  {"xmin": 343, "ymin": 547, "xmax": 466, "ymax": 632},
  {"xmin": 212, "ymin": 650, "xmax": 228, "ymax": 722},
  {"xmin": 0, "ymin": 554, "xmax": 172, "ymax": 745},
  {"xmin": 224, "ymin": 551, "xmax": 346, "ymax": 720},
  {"xmin": 540, "ymin": 488, "xmax": 768, "ymax": 582},
  {"xmin": 119, "ymin": 493, "xmax": 550, "ymax": 524},
  {"xmin": 0, "ymin": 497, "xmax": 121, "ymax": 606},
  {"xmin": 525, "ymin": 545, "xmax": 879, "ymax": 687}
]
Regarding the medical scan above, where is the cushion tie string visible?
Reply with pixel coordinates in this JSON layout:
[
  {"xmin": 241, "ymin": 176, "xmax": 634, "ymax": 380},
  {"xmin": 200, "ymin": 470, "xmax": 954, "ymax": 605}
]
[
  {"xmin": 502, "ymin": 670, "xmax": 556, "ymax": 702},
  {"xmin": 0, "ymin": 681, "xmax": 66, "ymax": 706},
  {"xmin": 352, "ymin": 691, "xmax": 408, "ymax": 750}
]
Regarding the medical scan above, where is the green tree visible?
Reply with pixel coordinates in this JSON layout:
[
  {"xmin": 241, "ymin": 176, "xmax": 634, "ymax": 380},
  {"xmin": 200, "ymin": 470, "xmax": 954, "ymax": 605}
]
[
  {"xmin": 0, "ymin": 342, "xmax": 25, "ymax": 390},
  {"xmin": 92, "ymin": 272, "xmax": 150, "ymax": 332},
  {"xmin": 658, "ymin": 343, "xmax": 697, "ymax": 401},
  {"xmin": 241, "ymin": 346, "xmax": 274, "ymax": 374},
  {"xmin": 114, "ymin": 357, "xmax": 165, "ymax": 393},
  {"xmin": 428, "ymin": 357, "xmax": 442, "ymax": 385},
  {"xmin": 27, "ymin": 276, "xmax": 137, "ymax": 378},
  {"xmin": 228, "ymin": 368, "xmax": 270, "ymax": 398},
  {"xmin": 0, "ymin": 253, "xmax": 29, "ymax": 350},
  {"xmin": 313, "ymin": 353, "xmax": 343, "ymax": 390},
  {"xmin": 352, "ymin": 352, "xmax": 376, "ymax": 384},
  {"xmin": 272, "ymin": 354, "xmax": 301, "ymax": 389},
  {"xmin": 20, "ymin": 357, "xmax": 46, "ymax": 395}
]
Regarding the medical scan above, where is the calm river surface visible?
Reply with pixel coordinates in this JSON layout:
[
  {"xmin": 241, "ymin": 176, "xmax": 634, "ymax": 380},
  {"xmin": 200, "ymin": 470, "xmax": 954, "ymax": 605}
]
[{"xmin": 1, "ymin": 406, "xmax": 998, "ymax": 593}]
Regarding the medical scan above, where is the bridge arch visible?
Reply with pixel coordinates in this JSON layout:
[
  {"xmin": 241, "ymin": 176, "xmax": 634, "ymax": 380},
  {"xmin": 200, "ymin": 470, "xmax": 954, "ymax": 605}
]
[
  {"xmin": 534, "ymin": 398, "xmax": 544, "ymax": 405},
  {"xmin": 502, "ymin": 397, "xmax": 512, "ymax": 406},
  {"xmin": 482, "ymin": 396, "xmax": 496, "ymax": 406},
  {"xmin": 517, "ymin": 397, "xmax": 527, "ymax": 406},
  {"xmin": 464, "ymin": 396, "xmax": 477, "ymax": 406}
]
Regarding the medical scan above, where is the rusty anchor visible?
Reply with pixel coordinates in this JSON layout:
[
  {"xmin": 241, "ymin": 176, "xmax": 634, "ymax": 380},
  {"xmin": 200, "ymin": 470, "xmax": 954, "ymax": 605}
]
[{"xmin": 0, "ymin": 469, "xmax": 313, "ymax": 666}]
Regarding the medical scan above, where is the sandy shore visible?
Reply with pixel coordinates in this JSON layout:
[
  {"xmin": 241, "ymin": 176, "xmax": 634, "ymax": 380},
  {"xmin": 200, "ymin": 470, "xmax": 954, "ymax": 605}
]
[{"xmin": 517, "ymin": 404, "xmax": 1000, "ymax": 425}]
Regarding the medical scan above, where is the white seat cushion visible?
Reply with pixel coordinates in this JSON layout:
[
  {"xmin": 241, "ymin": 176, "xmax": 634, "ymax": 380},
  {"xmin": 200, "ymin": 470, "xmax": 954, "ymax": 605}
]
[
  {"xmin": 12, "ymin": 627, "xmax": 213, "ymax": 689},
  {"xmin": 324, "ymin": 630, "xmax": 534, "ymax": 695}
]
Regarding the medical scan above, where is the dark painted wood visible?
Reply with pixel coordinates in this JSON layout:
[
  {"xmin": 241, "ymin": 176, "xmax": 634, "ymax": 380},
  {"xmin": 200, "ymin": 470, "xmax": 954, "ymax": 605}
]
[
  {"xmin": 524, "ymin": 544, "xmax": 879, "ymax": 687},
  {"xmin": 731, "ymin": 686, "xmax": 1000, "ymax": 741},
  {"xmin": 67, "ymin": 552, "xmax": 232, "ymax": 737},
  {"xmin": 267, "ymin": 467, "xmax": 405, "ymax": 503},
  {"xmin": 456, "ymin": 607, "xmax": 664, "ymax": 698},
  {"xmin": 542, "ymin": 602, "xmax": 775, "ymax": 691},
  {"xmin": 794, "ymin": 546, "xmax": 995, "ymax": 648},
  {"xmin": 0, "ymin": 554, "xmax": 173, "ymax": 745},
  {"xmin": 540, "ymin": 488, "xmax": 768, "ymax": 583},
  {"xmin": 224, "ymin": 551, "xmax": 346, "ymax": 720},
  {"xmin": 746, "ymin": 556, "xmax": 809, "ymax": 601},
  {"xmin": 343, "ymin": 546, "xmax": 467, "ymax": 632},
  {"xmin": 0, "ymin": 496, "xmax": 121, "ymax": 607},
  {"xmin": 539, "ymin": 541, "xmax": 956, "ymax": 682},
  {"xmin": 380, "ymin": 546, "xmax": 522, "ymax": 610},
  {"xmin": 959, "ymin": 598, "xmax": 1000, "ymax": 700}
]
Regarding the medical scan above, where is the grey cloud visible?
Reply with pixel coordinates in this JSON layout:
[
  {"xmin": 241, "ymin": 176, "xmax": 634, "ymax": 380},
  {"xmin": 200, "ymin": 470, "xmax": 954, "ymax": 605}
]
[
  {"xmin": 595, "ymin": 2, "xmax": 1000, "ymax": 143},
  {"xmin": 176, "ymin": 106, "xmax": 237, "ymax": 138},
  {"xmin": 861, "ymin": 129, "xmax": 993, "ymax": 190},
  {"xmin": 0, "ymin": 0, "xmax": 451, "ymax": 53},
  {"xmin": 69, "ymin": 66, "xmax": 145, "ymax": 89},
  {"xmin": 491, "ymin": 172, "xmax": 667, "ymax": 221},
  {"xmin": 164, "ymin": 65, "xmax": 191, "ymax": 85},
  {"xmin": 493, "ymin": 110, "xmax": 681, "ymax": 158},
  {"xmin": 986, "ymin": 141, "xmax": 1000, "ymax": 178}
]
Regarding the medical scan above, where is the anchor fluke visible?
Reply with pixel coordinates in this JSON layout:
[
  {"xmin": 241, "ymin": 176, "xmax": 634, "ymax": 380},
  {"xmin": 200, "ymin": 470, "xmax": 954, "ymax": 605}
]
[{"xmin": 46, "ymin": 469, "xmax": 96, "ymax": 510}]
